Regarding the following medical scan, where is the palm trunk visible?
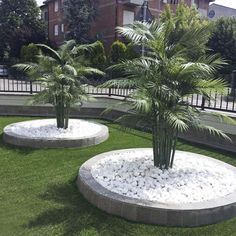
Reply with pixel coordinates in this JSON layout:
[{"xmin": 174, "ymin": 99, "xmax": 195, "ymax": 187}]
[
  {"xmin": 64, "ymin": 103, "xmax": 70, "ymax": 129},
  {"xmin": 152, "ymin": 115, "xmax": 177, "ymax": 170},
  {"xmin": 56, "ymin": 94, "xmax": 65, "ymax": 129},
  {"xmin": 152, "ymin": 120, "xmax": 159, "ymax": 167},
  {"xmin": 60, "ymin": 94, "xmax": 65, "ymax": 128},
  {"xmin": 170, "ymin": 132, "xmax": 178, "ymax": 168}
]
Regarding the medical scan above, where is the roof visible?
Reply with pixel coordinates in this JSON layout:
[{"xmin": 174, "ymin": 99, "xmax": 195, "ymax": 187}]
[{"xmin": 210, "ymin": 3, "xmax": 236, "ymax": 12}]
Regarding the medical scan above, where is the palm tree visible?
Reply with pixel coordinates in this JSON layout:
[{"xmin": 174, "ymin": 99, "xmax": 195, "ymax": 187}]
[
  {"xmin": 14, "ymin": 40, "xmax": 103, "ymax": 129},
  {"xmin": 103, "ymin": 20, "xmax": 231, "ymax": 170}
]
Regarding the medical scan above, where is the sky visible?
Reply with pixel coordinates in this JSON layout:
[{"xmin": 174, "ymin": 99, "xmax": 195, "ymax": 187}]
[
  {"xmin": 214, "ymin": 0, "xmax": 236, "ymax": 9},
  {"xmin": 36, "ymin": 0, "xmax": 236, "ymax": 9},
  {"xmin": 36, "ymin": 0, "xmax": 44, "ymax": 6}
]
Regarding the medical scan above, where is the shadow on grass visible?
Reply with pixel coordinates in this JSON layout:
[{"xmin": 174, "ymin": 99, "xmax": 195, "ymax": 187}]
[
  {"xmin": 26, "ymin": 179, "xmax": 136, "ymax": 236},
  {"xmin": 0, "ymin": 133, "xmax": 35, "ymax": 156},
  {"xmin": 177, "ymin": 139, "xmax": 236, "ymax": 160},
  {"xmin": 108, "ymin": 122, "xmax": 152, "ymax": 142}
]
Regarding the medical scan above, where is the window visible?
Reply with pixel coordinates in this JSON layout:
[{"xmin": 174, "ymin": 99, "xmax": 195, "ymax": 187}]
[
  {"xmin": 54, "ymin": 0, "xmax": 59, "ymax": 12},
  {"xmin": 123, "ymin": 10, "xmax": 134, "ymax": 26},
  {"xmin": 61, "ymin": 24, "xmax": 64, "ymax": 33},
  {"xmin": 54, "ymin": 24, "xmax": 59, "ymax": 36}
]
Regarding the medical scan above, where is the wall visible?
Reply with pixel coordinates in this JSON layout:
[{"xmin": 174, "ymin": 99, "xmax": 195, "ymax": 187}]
[
  {"xmin": 208, "ymin": 4, "xmax": 236, "ymax": 20},
  {"xmin": 47, "ymin": 0, "xmax": 67, "ymax": 46},
  {"xmin": 44, "ymin": 0, "xmax": 211, "ymax": 48},
  {"xmin": 90, "ymin": 0, "xmax": 117, "ymax": 47},
  {"xmin": 0, "ymin": 94, "xmax": 235, "ymax": 153}
]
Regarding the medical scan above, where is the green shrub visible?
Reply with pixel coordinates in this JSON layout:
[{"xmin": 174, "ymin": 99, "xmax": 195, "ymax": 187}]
[
  {"xmin": 110, "ymin": 40, "xmax": 127, "ymax": 63},
  {"xmin": 126, "ymin": 43, "xmax": 139, "ymax": 59},
  {"xmin": 20, "ymin": 43, "xmax": 40, "ymax": 62},
  {"xmin": 89, "ymin": 40, "xmax": 107, "ymax": 69}
]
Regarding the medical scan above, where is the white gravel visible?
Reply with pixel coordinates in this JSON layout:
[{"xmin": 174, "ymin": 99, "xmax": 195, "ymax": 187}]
[
  {"xmin": 91, "ymin": 149, "xmax": 236, "ymax": 204},
  {"xmin": 9, "ymin": 119, "xmax": 103, "ymax": 139}
]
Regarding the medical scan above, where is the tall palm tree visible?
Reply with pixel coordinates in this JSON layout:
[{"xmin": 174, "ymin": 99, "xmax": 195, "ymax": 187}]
[
  {"xmin": 14, "ymin": 40, "xmax": 103, "ymax": 129},
  {"xmin": 103, "ymin": 20, "xmax": 231, "ymax": 170}
]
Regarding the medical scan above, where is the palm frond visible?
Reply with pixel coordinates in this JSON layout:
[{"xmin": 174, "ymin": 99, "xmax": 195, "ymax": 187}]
[
  {"xmin": 36, "ymin": 44, "xmax": 61, "ymax": 62},
  {"xmin": 13, "ymin": 63, "xmax": 37, "ymax": 72},
  {"xmin": 197, "ymin": 124, "xmax": 231, "ymax": 141}
]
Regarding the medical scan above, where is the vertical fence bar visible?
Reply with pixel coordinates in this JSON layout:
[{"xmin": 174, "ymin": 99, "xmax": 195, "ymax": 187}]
[
  {"xmin": 191, "ymin": 94, "xmax": 194, "ymax": 105},
  {"xmin": 30, "ymin": 81, "xmax": 33, "ymax": 94},
  {"xmin": 219, "ymin": 92, "xmax": 223, "ymax": 109},
  {"xmin": 201, "ymin": 96, "xmax": 205, "ymax": 110},
  {"xmin": 196, "ymin": 94, "xmax": 199, "ymax": 106},
  {"xmin": 226, "ymin": 88, "xmax": 229, "ymax": 111},
  {"xmin": 108, "ymin": 88, "xmax": 111, "ymax": 96},
  {"xmin": 3, "ymin": 77, "xmax": 6, "ymax": 91},
  {"xmin": 214, "ymin": 91, "xmax": 217, "ymax": 109},
  {"xmin": 7, "ymin": 77, "xmax": 9, "ymax": 91},
  {"xmin": 208, "ymin": 90, "xmax": 212, "ymax": 108}
]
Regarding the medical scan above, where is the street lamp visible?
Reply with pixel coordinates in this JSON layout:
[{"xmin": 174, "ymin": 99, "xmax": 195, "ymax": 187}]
[
  {"xmin": 143, "ymin": 0, "xmax": 148, "ymax": 24},
  {"xmin": 142, "ymin": 0, "xmax": 148, "ymax": 56}
]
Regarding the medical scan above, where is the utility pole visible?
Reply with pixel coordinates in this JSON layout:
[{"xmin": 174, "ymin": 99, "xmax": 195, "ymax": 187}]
[{"xmin": 141, "ymin": 0, "xmax": 148, "ymax": 56}]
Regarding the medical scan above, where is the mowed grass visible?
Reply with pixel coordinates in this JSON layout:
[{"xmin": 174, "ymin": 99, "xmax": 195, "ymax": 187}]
[{"xmin": 0, "ymin": 116, "xmax": 235, "ymax": 236}]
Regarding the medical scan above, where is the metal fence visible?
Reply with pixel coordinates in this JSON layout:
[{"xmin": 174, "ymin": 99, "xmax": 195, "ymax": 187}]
[
  {"xmin": 0, "ymin": 77, "xmax": 42, "ymax": 94},
  {"xmin": 0, "ymin": 77, "xmax": 235, "ymax": 113}
]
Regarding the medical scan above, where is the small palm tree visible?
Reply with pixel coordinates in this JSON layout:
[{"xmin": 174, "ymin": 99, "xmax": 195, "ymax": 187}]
[
  {"xmin": 103, "ymin": 20, "xmax": 231, "ymax": 170},
  {"xmin": 14, "ymin": 40, "xmax": 103, "ymax": 129}
]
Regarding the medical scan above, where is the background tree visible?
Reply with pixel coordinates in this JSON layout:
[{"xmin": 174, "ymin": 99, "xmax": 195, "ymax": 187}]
[
  {"xmin": 80, "ymin": 40, "xmax": 107, "ymax": 83},
  {"xmin": 86, "ymin": 41, "xmax": 107, "ymax": 70},
  {"xmin": 63, "ymin": 0, "xmax": 96, "ymax": 43},
  {"xmin": 14, "ymin": 40, "xmax": 103, "ymax": 129},
  {"xmin": 126, "ymin": 43, "xmax": 139, "ymax": 60},
  {"xmin": 160, "ymin": 1, "xmax": 210, "ymax": 60},
  {"xmin": 0, "ymin": 0, "xmax": 46, "ymax": 61},
  {"xmin": 110, "ymin": 40, "xmax": 127, "ymax": 64},
  {"xmin": 103, "ymin": 11, "xmax": 230, "ymax": 169},
  {"xmin": 208, "ymin": 18, "xmax": 236, "ymax": 75},
  {"xmin": 20, "ymin": 43, "xmax": 41, "ymax": 63}
]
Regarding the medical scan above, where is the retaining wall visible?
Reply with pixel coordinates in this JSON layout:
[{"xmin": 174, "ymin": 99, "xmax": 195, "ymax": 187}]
[{"xmin": 0, "ymin": 94, "xmax": 235, "ymax": 153}]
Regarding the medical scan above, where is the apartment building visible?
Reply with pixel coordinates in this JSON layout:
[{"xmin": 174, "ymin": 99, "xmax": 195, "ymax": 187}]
[{"xmin": 41, "ymin": 0, "xmax": 214, "ymax": 47}]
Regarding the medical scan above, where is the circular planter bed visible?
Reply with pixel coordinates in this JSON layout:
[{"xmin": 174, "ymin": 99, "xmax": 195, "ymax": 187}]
[
  {"xmin": 3, "ymin": 119, "xmax": 109, "ymax": 148},
  {"xmin": 77, "ymin": 148, "xmax": 236, "ymax": 227}
]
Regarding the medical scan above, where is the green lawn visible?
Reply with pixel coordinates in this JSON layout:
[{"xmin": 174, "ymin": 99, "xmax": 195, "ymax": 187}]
[{"xmin": 0, "ymin": 116, "xmax": 235, "ymax": 236}]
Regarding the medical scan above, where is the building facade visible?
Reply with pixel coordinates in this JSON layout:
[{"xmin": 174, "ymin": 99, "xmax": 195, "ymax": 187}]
[
  {"xmin": 208, "ymin": 4, "xmax": 236, "ymax": 20},
  {"xmin": 41, "ymin": 0, "xmax": 214, "ymax": 47}
]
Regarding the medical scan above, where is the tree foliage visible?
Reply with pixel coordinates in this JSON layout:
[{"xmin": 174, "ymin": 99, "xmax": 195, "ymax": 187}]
[
  {"xmin": 14, "ymin": 40, "xmax": 103, "ymax": 129},
  {"xmin": 110, "ymin": 40, "xmax": 127, "ymax": 63},
  {"xmin": 103, "ymin": 6, "xmax": 230, "ymax": 169},
  {"xmin": 63, "ymin": 0, "xmax": 96, "ymax": 43},
  {"xmin": 86, "ymin": 41, "xmax": 107, "ymax": 70},
  {"xmin": 126, "ymin": 43, "xmax": 139, "ymax": 60},
  {"xmin": 20, "ymin": 43, "xmax": 40, "ymax": 62},
  {"xmin": 160, "ymin": 1, "xmax": 210, "ymax": 60},
  {"xmin": 208, "ymin": 18, "xmax": 236, "ymax": 75},
  {"xmin": 0, "ymin": 0, "xmax": 46, "ymax": 61}
]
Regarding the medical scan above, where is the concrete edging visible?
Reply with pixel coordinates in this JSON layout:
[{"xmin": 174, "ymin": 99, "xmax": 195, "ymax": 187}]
[
  {"xmin": 77, "ymin": 148, "xmax": 236, "ymax": 227},
  {"xmin": 3, "ymin": 119, "xmax": 109, "ymax": 148}
]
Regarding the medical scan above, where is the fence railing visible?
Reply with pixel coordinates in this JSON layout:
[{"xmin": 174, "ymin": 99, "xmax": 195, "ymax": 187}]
[
  {"xmin": 0, "ymin": 77, "xmax": 42, "ymax": 94},
  {"xmin": 0, "ymin": 77, "xmax": 235, "ymax": 113}
]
